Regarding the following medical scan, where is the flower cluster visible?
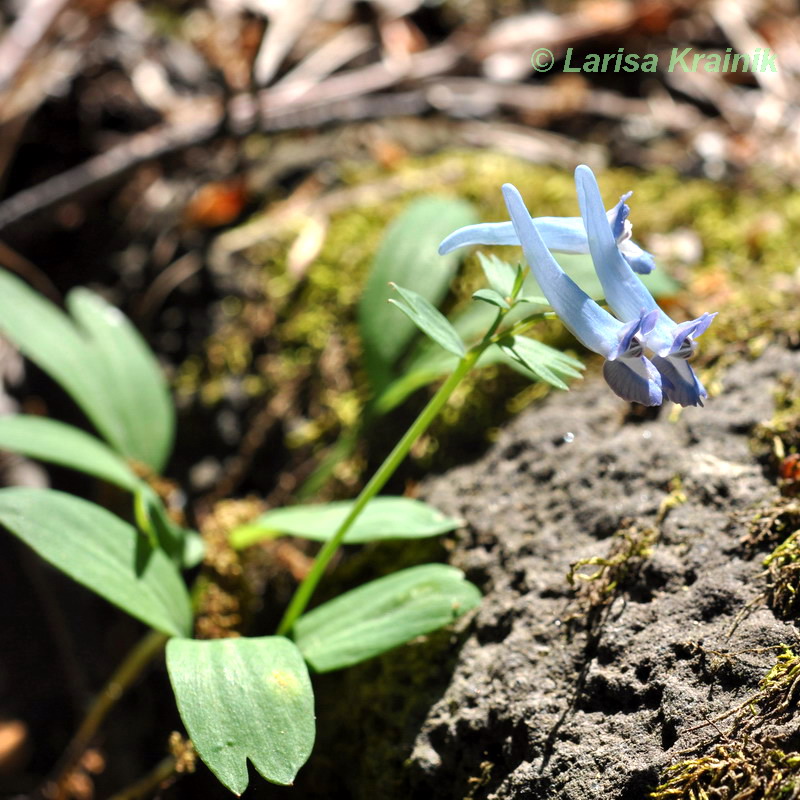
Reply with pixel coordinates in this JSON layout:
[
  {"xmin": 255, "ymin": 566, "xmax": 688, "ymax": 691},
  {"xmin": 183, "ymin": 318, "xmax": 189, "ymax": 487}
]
[{"xmin": 439, "ymin": 166, "xmax": 716, "ymax": 407}]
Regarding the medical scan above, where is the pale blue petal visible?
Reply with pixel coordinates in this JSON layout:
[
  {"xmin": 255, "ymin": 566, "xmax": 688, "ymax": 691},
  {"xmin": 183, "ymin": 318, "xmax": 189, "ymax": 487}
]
[
  {"xmin": 608, "ymin": 193, "xmax": 656, "ymax": 274},
  {"xmin": 619, "ymin": 239, "xmax": 657, "ymax": 274},
  {"xmin": 531, "ymin": 216, "xmax": 591, "ymax": 253},
  {"xmin": 576, "ymin": 165, "xmax": 662, "ymax": 318},
  {"xmin": 669, "ymin": 312, "xmax": 718, "ymax": 354},
  {"xmin": 603, "ymin": 355, "xmax": 663, "ymax": 406},
  {"xmin": 609, "ymin": 317, "xmax": 643, "ymax": 361},
  {"xmin": 608, "ymin": 193, "xmax": 631, "ymax": 240},
  {"xmin": 502, "ymin": 183, "xmax": 622, "ymax": 358},
  {"xmin": 438, "ymin": 221, "xmax": 520, "ymax": 254},
  {"xmin": 575, "ymin": 165, "xmax": 687, "ymax": 355},
  {"xmin": 439, "ymin": 199, "xmax": 656, "ymax": 274},
  {"xmin": 651, "ymin": 354, "xmax": 707, "ymax": 407},
  {"xmin": 437, "ymin": 217, "xmax": 588, "ymax": 256}
]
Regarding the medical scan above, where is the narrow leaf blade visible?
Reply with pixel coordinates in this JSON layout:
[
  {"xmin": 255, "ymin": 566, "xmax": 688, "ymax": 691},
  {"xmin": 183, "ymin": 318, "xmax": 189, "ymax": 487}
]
[
  {"xmin": 472, "ymin": 288, "xmax": 510, "ymax": 310},
  {"xmin": 0, "ymin": 270, "xmax": 125, "ymax": 454},
  {"xmin": 0, "ymin": 416, "xmax": 140, "ymax": 491},
  {"xmin": 167, "ymin": 636, "xmax": 315, "ymax": 794},
  {"xmin": 388, "ymin": 283, "xmax": 465, "ymax": 358},
  {"xmin": 67, "ymin": 289, "xmax": 174, "ymax": 472},
  {"xmin": 230, "ymin": 497, "xmax": 462, "ymax": 549},
  {"xmin": 294, "ymin": 564, "xmax": 481, "ymax": 672},
  {"xmin": 0, "ymin": 488, "xmax": 192, "ymax": 637}
]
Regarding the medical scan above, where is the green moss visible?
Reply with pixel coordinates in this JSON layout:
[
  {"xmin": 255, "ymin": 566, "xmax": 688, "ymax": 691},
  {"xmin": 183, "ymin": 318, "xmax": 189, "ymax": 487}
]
[
  {"xmin": 650, "ymin": 740, "xmax": 800, "ymax": 800},
  {"xmin": 763, "ymin": 529, "xmax": 800, "ymax": 619},
  {"xmin": 752, "ymin": 374, "xmax": 800, "ymax": 479},
  {"xmin": 652, "ymin": 648, "xmax": 800, "ymax": 798},
  {"xmin": 567, "ymin": 524, "xmax": 659, "ymax": 624}
]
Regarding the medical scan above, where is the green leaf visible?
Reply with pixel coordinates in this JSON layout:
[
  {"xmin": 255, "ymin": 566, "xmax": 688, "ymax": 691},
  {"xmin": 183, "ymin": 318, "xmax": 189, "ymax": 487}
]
[
  {"xmin": 0, "ymin": 415, "xmax": 140, "ymax": 491},
  {"xmin": 388, "ymin": 283, "xmax": 466, "ymax": 359},
  {"xmin": 67, "ymin": 289, "xmax": 174, "ymax": 472},
  {"xmin": 497, "ymin": 335, "xmax": 585, "ymax": 390},
  {"xmin": 358, "ymin": 196, "xmax": 477, "ymax": 390},
  {"xmin": 0, "ymin": 488, "xmax": 191, "ymax": 637},
  {"xmin": 0, "ymin": 270, "xmax": 174, "ymax": 472},
  {"xmin": 294, "ymin": 564, "xmax": 481, "ymax": 672},
  {"xmin": 477, "ymin": 252, "xmax": 517, "ymax": 298},
  {"xmin": 230, "ymin": 497, "xmax": 462, "ymax": 549},
  {"xmin": 181, "ymin": 530, "xmax": 206, "ymax": 569},
  {"xmin": 133, "ymin": 484, "xmax": 189, "ymax": 563},
  {"xmin": 472, "ymin": 288, "xmax": 510, "ymax": 310},
  {"xmin": 0, "ymin": 271, "xmax": 121, "ymax": 454},
  {"xmin": 167, "ymin": 636, "xmax": 315, "ymax": 794}
]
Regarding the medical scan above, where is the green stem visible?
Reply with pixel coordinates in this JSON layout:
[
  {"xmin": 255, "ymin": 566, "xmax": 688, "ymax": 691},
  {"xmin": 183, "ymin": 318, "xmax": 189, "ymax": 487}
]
[
  {"xmin": 108, "ymin": 756, "xmax": 177, "ymax": 800},
  {"xmin": 276, "ymin": 347, "xmax": 482, "ymax": 635},
  {"xmin": 48, "ymin": 629, "xmax": 169, "ymax": 791},
  {"xmin": 499, "ymin": 310, "xmax": 556, "ymax": 341}
]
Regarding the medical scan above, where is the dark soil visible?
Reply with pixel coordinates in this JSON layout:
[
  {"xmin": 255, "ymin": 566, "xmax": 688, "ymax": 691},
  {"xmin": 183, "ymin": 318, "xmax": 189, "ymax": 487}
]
[{"xmin": 298, "ymin": 345, "xmax": 800, "ymax": 800}]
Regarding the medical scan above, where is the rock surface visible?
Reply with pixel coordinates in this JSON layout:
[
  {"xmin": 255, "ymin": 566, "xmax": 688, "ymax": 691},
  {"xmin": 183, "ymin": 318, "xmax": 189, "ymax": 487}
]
[{"xmin": 386, "ymin": 346, "xmax": 800, "ymax": 800}]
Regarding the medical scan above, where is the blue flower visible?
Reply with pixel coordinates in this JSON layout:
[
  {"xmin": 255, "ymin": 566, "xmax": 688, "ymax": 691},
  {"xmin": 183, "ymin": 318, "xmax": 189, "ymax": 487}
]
[
  {"xmin": 439, "ymin": 189, "xmax": 656, "ymax": 274},
  {"xmin": 574, "ymin": 165, "xmax": 716, "ymax": 407},
  {"xmin": 502, "ymin": 184, "xmax": 663, "ymax": 406}
]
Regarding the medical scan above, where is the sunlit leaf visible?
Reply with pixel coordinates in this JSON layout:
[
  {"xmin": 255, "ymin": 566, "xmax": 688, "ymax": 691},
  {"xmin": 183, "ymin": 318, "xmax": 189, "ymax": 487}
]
[
  {"xmin": 497, "ymin": 335, "xmax": 585, "ymax": 390},
  {"xmin": 294, "ymin": 564, "xmax": 481, "ymax": 672},
  {"xmin": 472, "ymin": 288, "xmax": 510, "ymax": 310},
  {"xmin": 0, "ymin": 488, "xmax": 191, "ymax": 637},
  {"xmin": 388, "ymin": 283, "xmax": 465, "ymax": 359},
  {"xmin": 477, "ymin": 252, "xmax": 517, "ymax": 298},
  {"xmin": 230, "ymin": 497, "xmax": 462, "ymax": 549},
  {"xmin": 167, "ymin": 636, "xmax": 315, "ymax": 794}
]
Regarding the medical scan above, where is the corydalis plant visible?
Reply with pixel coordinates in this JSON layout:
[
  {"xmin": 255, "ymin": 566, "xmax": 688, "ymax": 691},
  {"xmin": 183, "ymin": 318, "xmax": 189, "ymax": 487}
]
[{"xmin": 441, "ymin": 165, "xmax": 716, "ymax": 407}]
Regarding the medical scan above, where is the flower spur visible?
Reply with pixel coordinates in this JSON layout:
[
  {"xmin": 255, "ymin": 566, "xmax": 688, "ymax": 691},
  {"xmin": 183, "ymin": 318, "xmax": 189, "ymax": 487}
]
[{"xmin": 439, "ymin": 188, "xmax": 656, "ymax": 275}]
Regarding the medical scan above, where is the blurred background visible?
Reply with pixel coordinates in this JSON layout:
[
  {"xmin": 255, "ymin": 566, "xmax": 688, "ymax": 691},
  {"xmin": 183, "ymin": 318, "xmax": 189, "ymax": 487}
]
[{"xmin": 1, "ymin": 0, "xmax": 799, "ymax": 797}]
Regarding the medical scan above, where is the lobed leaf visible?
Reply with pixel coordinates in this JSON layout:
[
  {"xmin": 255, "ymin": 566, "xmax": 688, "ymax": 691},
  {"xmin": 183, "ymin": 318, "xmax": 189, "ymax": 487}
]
[
  {"xmin": 0, "ymin": 488, "xmax": 192, "ymax": 637},
  {"xmin": 477, "ymin": 252, "xmax": 518, "ymax": 298},
  {"xmin": 388, "ymin": 283, "xmax": 466, "ymax": 359},
  {"xmin": 167, "ymin": 636, "xmax": 315, "ymax": 794},
  {"xmin": 497, "ymin": 335, "xmax": 585, "ymax": 390},
  {"xmin": 293, "ymin": 564, "xmax": 481, "ymax": 672},
  {"xmin": 472, "ymin": 288, "xmax": 510, "ymax": 310}
]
